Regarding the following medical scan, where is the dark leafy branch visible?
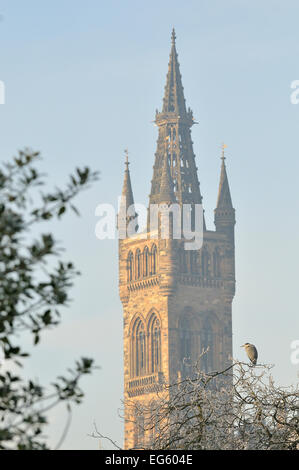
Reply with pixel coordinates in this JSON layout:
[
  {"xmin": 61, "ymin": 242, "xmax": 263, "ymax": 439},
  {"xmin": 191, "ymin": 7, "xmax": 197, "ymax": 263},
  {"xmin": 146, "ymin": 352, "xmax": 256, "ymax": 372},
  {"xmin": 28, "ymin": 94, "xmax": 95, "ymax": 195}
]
[{"xmin": 0, "ymin": 149, "xmax": 99, "ymax": 449}]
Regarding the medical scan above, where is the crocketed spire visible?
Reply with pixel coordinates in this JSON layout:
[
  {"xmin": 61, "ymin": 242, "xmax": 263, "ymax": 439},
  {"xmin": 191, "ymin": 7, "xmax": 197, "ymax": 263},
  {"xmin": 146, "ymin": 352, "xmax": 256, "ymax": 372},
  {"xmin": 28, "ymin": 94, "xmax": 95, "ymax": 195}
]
[
  {"xmin": 149, "ymin": 30, "xmax": 203, "ymax": 211},
  {"xmin": 156, "ymin": 154, "xmax": 176, "ymax": 204}
]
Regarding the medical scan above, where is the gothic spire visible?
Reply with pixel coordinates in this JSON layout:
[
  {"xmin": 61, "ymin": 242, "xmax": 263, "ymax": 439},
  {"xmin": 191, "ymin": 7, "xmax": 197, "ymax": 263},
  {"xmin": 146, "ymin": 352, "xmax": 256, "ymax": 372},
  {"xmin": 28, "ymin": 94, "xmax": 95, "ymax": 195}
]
[
  {"xmin": 214, "ymin": 144, "xmax": 235, "ymax": 237},
  {"xmin": 149, "ymin": 30, "xmax": 203, "ymax": 209},
  {"xmin": 121, "ymin": 149, "xmax": 135, "ymax": 208},
  {"xmin": 162, "ymin": 28, "xmax": 187, "ymax": 117},
  {"xmin": 118, "ymin": 150, "xmax": 138, "ymax": 235},
  {"xmin": 216, "ymin": 144, "xmax": 233, "ymax": 209}
]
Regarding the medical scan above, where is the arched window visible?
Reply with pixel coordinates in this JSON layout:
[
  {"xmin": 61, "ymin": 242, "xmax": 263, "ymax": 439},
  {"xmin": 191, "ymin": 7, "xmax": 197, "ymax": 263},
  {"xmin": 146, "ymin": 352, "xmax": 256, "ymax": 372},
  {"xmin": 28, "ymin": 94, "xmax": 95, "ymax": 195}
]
[
  {"xmin": 180, "ymin": 249, "xmax": 188, "ymax": 273},
  {"xmin": 179, "ymin": 315, "xmax": 193, "ymax": 379},
  {"xmin": 179, "ymin": 316, "xmax": 192, "ymax": 362},
  {"xmin": 213, "ymin": 248, "xmax": 220, "ymax": 278},
  {"xmin": 149, "ymin": 315, "xmax": 161, "ymax": 373},
  {"xmin": 190, "ymin": 251, "xmax": 197, "ymax": 274},
  {"xmin": 127, "ymin": 251, "xmax": 134, "ymax": 282},
  {"xmin": 143, "ymin": 247, "xmax": 149, "ymax": 277},
  {"xmin": 151, "ymin": 245, "xmax": 157, "ymax": 275},
  {"xmin": 134, "ymin": 412, "xmax": 145, "ymax": 448},
  {"xmin": 135, "ymin": 249, "xmax": 142, "ymax": 280},
  {"xmin": 149, "ymin": 401, "xmax": 160, "ymax": 446},
  {"xmin": 201, "ymin": 320, "xmax": 213, "ymax": 373},
  {"xmin": 201, "ymin": 247, "xmax": 210, "ymax": 278},
  {"xmin": 132, "ymin": 318, "xmax": 146, "ymax": 377}
]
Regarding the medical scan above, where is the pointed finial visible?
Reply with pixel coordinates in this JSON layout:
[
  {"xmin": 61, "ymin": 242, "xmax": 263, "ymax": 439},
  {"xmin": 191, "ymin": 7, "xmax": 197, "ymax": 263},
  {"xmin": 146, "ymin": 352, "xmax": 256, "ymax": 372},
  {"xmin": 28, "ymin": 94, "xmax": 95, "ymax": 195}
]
[
  {"xmin": 124, "ymin": 148, "xmax": 129, "ymax": 170},
  {"xmin": 158, "ymin": 154, "xmax": 175, "ymax": 203},
  {"xmin": 171, "ymin": 28, "xmax": 176, "ymax": 46},
  {"xmin": 221, "ymin": 143, "xmax": 227, "ymax": 163}
]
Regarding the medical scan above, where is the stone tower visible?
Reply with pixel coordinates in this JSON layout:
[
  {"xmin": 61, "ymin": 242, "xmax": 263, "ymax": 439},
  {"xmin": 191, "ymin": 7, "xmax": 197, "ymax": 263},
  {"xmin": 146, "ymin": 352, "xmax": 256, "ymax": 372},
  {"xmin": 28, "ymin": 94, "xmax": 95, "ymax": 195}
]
[{"xmin": 118, "ymin": 30, "xmax": 236, "ymax": 449}]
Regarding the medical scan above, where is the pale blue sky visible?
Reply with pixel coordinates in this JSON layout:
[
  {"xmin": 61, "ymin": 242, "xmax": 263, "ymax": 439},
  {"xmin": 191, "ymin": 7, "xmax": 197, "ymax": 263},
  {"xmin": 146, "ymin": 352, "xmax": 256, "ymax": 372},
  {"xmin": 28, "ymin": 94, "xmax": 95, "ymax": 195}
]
[{"xmin": 0, "ymin": 0, "xmax": 298, "ymax": 449}]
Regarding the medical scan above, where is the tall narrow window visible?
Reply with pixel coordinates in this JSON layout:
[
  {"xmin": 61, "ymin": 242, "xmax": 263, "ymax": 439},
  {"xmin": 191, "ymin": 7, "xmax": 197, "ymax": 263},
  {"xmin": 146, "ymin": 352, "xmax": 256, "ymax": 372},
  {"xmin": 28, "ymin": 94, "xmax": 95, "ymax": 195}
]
[
  {"xmin": 135, "ymin": 249, "xmax": 141, "ymax": 280},
  {"xmin": 180, "ymin": 249, "xmax": 188, "ymax": 273},
  {"xmin": 201, "ymin": 320, "xmax": 213, "ymax": 373},
  {"xmin": 134, "ymin": 413, "xmax": 145, "ymax": 448},
  {"xmin": 150, "ymin": 316, "xmax": 161, "ymax": 373},
  {"xmin": 213, "ymin": 248, "xmax": 220, "ymax": 278},
  {"xmin": 134, "ymin": 319, "xmax": 146, "ymax": 377},
  {"xmin": 179, "ymin": 315, "xmax": 192, "ymax": 379},
  {"xmin": 149, "ymin": 402, "xmax": 160, "ymax": 447},
  {"xmin": 151, "ymin": 245, "xmax": 157, "ymax": 275},
  {"xmin": 127, "ymin": 251, "xmax": 134, "ymax": 282},
  {"xmin": 201, "ymin": 247, "xmax": 210, "ymax": 278},
  {"xmin": 179, "ymin": 316, "xmax": 192, "ymax": 362},
  {"xmin": 143, "ymin": 247, "xmax": 149, "ymax": 277},
  {"xmin": 190, "ymin": 251, "xmax": 197, "ymax": 274}
]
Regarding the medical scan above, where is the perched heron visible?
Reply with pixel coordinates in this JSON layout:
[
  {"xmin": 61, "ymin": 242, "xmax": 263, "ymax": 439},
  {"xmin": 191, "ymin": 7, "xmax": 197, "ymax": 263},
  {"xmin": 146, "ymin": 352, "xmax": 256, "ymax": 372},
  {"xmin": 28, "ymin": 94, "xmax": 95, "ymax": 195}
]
[{"xmin": 241, "ymin": 343, "xmax": 258, "ymax": 365}]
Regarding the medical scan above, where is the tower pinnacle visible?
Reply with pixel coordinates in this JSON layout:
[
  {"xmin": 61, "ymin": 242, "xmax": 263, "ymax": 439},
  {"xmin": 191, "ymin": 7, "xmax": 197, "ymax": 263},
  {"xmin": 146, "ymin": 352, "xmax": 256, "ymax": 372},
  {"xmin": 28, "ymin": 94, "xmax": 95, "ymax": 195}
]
[
  {"xmin": 125, "ymin": 148, "xmax": 129, "ymax": 170},
  {"xmin": 214, "ymin": 144, "xmax": 235, "ymax": 237},
  {"xmin": 171, "ymin": 28, "xmax": 176, "ymax": 45},
  {"xmin": 216, "ymin": 144, "xmax": 233, "ymax": 209},
  {"xmin": 149, "ymin": 31, "xmax": 203, "ymax": 208},
  {"xmin": 160, "ymin": 29, "xmax": 187, "ymax": 117},
  {"xmin": 221, "ymin": 142, "xmax": 227, "ymax": 162},
  {"xmin": 121, "ymin": 149, "xmax": 134, "ymax": 208},
  {"xmin": 118, "ymin": 149, "xmax": 138, "ymax": 235}
]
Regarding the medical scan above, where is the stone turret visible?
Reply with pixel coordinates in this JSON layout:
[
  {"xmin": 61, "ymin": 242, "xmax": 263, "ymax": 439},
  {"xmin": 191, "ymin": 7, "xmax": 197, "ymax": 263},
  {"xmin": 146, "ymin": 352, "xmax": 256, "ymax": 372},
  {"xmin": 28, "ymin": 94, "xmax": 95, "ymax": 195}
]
[
  {"xmin": 214, "ymin": 145, "xmax": 235, "ymax": 241},
  {"xmin": 118, "ymin": 150, "xmax": 138, "ymax": 238}
]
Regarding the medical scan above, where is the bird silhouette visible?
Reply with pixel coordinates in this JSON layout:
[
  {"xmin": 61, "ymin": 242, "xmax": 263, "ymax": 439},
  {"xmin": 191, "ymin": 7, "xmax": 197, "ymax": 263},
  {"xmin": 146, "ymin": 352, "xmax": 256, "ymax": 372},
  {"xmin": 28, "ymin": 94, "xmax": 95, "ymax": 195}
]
[{"xmin": 241, "ymin": 343, "xmax": 258, "ymax": 365}]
